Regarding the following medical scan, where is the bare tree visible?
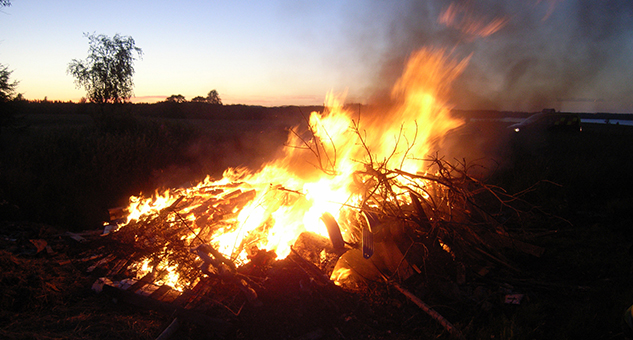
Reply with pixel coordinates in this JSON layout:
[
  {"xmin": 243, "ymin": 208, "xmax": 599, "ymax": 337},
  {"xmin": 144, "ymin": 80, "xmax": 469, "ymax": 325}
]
[{"xmin": 67, "ymin": 33, "xmax": 143, "ymax": 104}]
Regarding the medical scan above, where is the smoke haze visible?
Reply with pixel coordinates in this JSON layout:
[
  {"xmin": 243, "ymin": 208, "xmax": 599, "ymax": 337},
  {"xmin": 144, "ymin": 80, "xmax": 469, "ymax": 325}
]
[{"xmin": 347, "ymin": 0, "xmax": 633, "ymax": 113}]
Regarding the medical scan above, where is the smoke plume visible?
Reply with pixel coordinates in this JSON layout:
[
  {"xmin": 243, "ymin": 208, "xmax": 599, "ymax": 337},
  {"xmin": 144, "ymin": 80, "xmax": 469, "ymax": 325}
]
[{"xmin": 351, "ymin": 0, "xmax": 633, "ymax": 113}]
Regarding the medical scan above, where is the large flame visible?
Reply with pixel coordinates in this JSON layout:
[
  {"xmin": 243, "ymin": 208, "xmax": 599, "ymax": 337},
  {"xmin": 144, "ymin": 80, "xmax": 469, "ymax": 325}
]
[{"xmin": 117, "ymin": 48, "xmax": 468, "ymax": 288}]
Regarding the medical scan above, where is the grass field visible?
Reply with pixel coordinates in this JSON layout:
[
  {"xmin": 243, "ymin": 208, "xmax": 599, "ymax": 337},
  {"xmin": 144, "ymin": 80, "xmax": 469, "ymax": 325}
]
[
  {"xmin": 0, "ymin": 109, "xmax": 295, "ymax": 229},
  {"xmin": 1, "ymin": 106, "xmax": 633, "ymax": 339}
]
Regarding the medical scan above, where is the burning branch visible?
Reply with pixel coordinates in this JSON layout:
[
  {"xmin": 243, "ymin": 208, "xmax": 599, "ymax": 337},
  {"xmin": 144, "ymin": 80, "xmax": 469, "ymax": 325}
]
[{"xmin": 286, "ymin": 108, "xmax": 339, "ymax": 176}]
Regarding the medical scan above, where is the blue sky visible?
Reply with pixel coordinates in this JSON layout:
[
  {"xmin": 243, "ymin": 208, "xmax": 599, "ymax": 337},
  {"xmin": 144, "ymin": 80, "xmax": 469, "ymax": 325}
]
[
  {"xmin": 1, "ymin": 1, "xmax": 633, "ymax": 112},
  {"xmin": 0, "ymin": 0, "xmax": 397, "ymax": 105}
]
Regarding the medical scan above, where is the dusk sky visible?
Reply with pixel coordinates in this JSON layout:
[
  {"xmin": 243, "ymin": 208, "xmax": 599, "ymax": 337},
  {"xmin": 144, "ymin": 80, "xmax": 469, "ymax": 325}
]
[{"xmin": 1, "ymin": 1, "xmax": 632, "ymax": 112}]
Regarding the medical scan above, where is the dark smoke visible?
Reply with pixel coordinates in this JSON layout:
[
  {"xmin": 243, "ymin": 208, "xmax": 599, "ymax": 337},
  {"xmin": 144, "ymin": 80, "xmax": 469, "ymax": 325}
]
[{"xmin": 351, "ymin": 0, "xmax": 633, "ymax": 113}]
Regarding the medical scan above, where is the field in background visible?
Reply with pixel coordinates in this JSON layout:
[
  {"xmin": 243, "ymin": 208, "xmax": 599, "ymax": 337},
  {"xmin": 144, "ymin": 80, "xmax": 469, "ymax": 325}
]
[
  {"xmin": 2, "ymin": 104, "xmax": 632, "ymax": 231},
  {"xmin": 0, "ymin": 104, "xmax": 305, "ymax": 229}
]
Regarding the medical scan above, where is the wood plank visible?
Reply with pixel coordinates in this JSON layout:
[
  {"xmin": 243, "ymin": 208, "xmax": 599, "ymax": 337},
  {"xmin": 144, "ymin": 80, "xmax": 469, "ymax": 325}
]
[
  {"xmin": 172, "ymin": 278, "xmax": 212, "ymax": 308},
  {"xmin": 148, "ymin": 285, "xmax": 172, "ymax": 301},
  {"xmin": 106, "ymin": 258, "xmax": 131, "ymax": 277},
  {"xmin": 126, "ymin": 273, "xmax": 154, "ymax": 293},
  {"xmin": 158, "ymin": 289, "xmax": 181, "ymax": 303},
  {"xmin": 86, "ymin": 253, "xmax": 117, "ymax": 273}
]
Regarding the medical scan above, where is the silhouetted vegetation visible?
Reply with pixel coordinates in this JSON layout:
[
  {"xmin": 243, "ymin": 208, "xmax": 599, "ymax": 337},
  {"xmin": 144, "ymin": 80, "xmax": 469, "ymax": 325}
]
[
  {"xmin": 165, "ymin": 94, "xmax": 186, "ymax": 103},
  {"xmin": 67, "ymin": 33, "xmax": 143, "ymax": 104},
  {"xmin": 0, "ymin": 112, "xmax": 194, "ymax": 229},
  {"xmin": 206, "ymin": 89, "xmax": 222, "ymax": 105},
  {"xmin": 0, "ymin": 63, "xmax": 19, "ymax": 131},
  {"xmin": 164, "ymin": 90, "xmax": 222, "ymax": 105},
  {"xmin": 0, "ymin": 102, "xmax": 309, "ymax": 230},
  {"xmin": 0, "ymin": 64, "xmax": 17, "ymax": 102}
]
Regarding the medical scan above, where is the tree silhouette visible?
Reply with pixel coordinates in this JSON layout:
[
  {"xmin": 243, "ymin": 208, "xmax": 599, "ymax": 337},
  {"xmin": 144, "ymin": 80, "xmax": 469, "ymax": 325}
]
[
  {"xmin": 206, "ymin": 90, "xmax": 222, "ymax": 105},
  {"xmin": 191, "ymin": 96, "xmax": 206, "ymax": 103},
  {"xmin": 0, "ymin": 63, "xmax": 18, "ymax": 131},
  {"xmin": 0, "ymin": 63, "xmax": 17, "ymax": 102},
  {"xmin": 67, "ymin": 33, "xmax": 143, "ymax": 104},
  {"xmin": 166, "ymin": 94, "xmax": 186, "ymax": 103}
]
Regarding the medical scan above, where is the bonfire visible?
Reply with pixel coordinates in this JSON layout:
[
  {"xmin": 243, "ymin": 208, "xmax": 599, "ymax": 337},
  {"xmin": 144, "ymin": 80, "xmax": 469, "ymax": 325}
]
[{"xmin": 90, "ymin": 48, "xmax": 538, "ymax": 339}]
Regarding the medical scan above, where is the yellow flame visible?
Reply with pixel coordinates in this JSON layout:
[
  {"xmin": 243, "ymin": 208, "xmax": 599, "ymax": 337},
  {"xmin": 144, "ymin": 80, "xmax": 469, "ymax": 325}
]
[
  {"xmin": 132, "ymin": 255, "xmax": 183, "ymax": 291},
  {"xmin": 331, "ymin": 267, "xmax": 352, "ymax": 286}
]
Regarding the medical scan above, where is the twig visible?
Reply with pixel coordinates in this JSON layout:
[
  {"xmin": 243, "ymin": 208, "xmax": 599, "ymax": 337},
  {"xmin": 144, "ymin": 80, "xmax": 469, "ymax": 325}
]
[
  {"xmin": 388, "ymin": 280, "xmax": 465, "ymax": 340},
  {"xmin": 286, "ymin": 107, "xmax": 339, "ymax": 176}
]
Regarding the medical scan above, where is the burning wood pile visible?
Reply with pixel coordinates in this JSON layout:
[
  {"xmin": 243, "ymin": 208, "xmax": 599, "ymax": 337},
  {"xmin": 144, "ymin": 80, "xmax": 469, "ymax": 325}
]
[{"xmin": 86, "ymin": 49, "xmax": 543, "ymax": 339}]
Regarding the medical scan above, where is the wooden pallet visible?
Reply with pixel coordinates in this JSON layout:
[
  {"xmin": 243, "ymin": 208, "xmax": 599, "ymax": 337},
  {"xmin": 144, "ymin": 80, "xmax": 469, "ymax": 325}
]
[{"xmin": 87, "ymin": 249, "xmax": 234, "ymax": 336}]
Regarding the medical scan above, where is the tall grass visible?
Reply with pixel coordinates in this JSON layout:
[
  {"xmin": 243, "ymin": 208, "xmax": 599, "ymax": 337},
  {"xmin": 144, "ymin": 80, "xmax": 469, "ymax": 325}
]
[
  {"xmin": 0, "ymin": 112, "xmax": 200, "ymax": 230},
  {"xmin": 0, "ymin": 104, "xmax": 294, "ymax": 231}
]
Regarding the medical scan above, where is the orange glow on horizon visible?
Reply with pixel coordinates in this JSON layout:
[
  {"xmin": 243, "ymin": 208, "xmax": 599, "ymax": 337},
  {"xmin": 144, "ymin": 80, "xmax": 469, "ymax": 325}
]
[{"xmin": 34, "ymin": 94, "xmax": 330, "ymax": 106}]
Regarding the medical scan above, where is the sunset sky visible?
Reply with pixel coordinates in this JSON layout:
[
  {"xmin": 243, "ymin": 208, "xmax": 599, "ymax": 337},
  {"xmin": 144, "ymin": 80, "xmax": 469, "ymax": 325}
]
[{"xmin": 1, "ymin": 1, "xmax": 632, "ymax": 112}]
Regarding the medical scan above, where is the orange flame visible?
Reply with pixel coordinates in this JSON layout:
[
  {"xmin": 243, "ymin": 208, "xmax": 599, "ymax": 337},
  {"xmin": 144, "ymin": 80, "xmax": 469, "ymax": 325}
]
[{"xmin": 118, "ymin": 48, "xmax": 469, "ymax": 287}]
